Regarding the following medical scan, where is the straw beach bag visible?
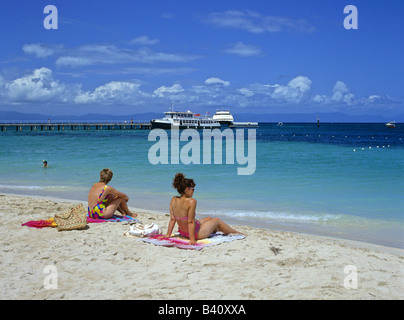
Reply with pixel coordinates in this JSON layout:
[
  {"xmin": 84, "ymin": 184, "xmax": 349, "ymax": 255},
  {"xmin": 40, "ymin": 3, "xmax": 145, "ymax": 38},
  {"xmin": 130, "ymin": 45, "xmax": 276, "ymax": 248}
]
[{"xmin": 54, "ymin": 203, "xmax": 87, "ymax": 231}]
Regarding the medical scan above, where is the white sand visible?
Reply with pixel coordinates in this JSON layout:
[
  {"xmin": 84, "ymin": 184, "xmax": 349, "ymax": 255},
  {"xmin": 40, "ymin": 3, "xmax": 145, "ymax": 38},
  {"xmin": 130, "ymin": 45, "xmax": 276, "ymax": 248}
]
[{"xmin": 1, "ymin": 194, "xmax": 403, "ymax": 300}]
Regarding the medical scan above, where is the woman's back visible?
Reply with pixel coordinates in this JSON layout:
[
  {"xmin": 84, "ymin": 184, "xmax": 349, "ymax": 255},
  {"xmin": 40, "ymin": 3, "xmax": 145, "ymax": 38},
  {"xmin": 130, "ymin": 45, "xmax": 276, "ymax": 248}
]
[
  {"xmin": 171, "ymin": 196, "xmax": 195, "ymax": 219},
  {"xmin": 88, "ymin": 182, "xmax": 107, "ymax": 208}
]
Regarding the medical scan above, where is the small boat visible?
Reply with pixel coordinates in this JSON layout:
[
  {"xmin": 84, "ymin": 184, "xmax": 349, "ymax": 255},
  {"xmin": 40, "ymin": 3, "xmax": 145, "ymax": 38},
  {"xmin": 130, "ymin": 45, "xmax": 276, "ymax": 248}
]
[
  {"xmin": 212, "ymin": 109, "xmax": 234, "ymax": 126},
  {"xmin": 213, "ymin": 108, "xmax": 258, "ymax": 128},
  {"xmin": 385, "ymin": 121, "xmax": 396, "ymax": 128}
]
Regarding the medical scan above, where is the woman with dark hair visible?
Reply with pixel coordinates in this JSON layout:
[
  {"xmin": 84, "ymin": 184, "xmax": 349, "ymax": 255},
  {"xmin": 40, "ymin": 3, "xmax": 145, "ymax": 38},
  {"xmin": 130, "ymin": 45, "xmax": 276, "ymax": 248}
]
[
  {"xmin": 163, "ymin": 173, "xmax": 244, "ymax": 244},
  {"xmin": 88, "ymin": 168, "xmax": 137, "ymax": 219}
]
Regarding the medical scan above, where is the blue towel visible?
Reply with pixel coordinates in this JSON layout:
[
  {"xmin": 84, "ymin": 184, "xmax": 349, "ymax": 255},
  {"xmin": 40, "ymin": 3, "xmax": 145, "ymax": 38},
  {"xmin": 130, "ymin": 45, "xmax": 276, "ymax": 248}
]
[{"xmin": 105, "ymin": 215, "xmax": 140, "ymax": 223}]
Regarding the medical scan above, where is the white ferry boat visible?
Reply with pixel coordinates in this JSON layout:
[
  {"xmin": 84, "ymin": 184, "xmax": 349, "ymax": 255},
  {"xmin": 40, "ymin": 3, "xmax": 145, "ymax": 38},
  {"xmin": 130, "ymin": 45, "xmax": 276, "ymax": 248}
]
[
  {"xmin": 385, "ymin": 121, "xmax": 396, "ymax": 128},
  {"xmin": 213, "ymin": 108, "xmax": 258, "ymax": 128},
  {"xmin": 150, "ymin": 109, "xmax": 221, "ymax": 129}
]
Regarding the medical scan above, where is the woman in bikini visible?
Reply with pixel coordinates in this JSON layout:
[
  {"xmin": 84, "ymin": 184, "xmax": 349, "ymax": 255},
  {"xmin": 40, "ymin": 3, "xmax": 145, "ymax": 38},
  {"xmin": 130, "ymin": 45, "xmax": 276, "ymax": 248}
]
[
  {"xmin": 163, "ymin": 173, "xmax": 244, "ymax": 245},
  {"xmin": 88, "ymin": 168, "xmax": 137, "ymax": 219}
]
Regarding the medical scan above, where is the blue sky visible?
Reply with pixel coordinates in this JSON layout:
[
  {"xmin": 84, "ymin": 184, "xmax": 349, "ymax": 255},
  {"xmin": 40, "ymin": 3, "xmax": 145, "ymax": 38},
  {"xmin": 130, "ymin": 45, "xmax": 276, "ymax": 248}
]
[{"xmin": 0, "ymin": 0, "xmax": 403, "ymax": 118}]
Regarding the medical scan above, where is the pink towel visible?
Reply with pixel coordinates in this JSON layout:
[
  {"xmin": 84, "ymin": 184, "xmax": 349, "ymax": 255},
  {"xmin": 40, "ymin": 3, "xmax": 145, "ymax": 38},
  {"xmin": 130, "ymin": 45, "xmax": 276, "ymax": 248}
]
[
  {"xmin": 22, "ymin": 219, "xmax": 56, "ymax": 229},
  {"xmin": 86, "ymin": 217, "xmax": 106, "ymax": 223},
  {"xmin": 141, "ymin": 233, "xmax": 246, "ymax": 250},
  {"xmin": 22, "ymin": 217, "xmax": 106, "ymax": 228}
]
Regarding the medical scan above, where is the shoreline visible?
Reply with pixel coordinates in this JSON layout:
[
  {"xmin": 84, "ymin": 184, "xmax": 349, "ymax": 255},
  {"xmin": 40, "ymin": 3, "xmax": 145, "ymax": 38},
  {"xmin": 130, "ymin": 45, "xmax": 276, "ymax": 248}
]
[
  {"xmin": 3, "ymin": 190, "xmax": 404, "ymax": 256},
  {"xmin": 1, "ymin": 193, "xmax": 403, "ymax": 299},
  {"xmin": 2, "ymin": 190, "xmax": 403, "ymax": 251}
]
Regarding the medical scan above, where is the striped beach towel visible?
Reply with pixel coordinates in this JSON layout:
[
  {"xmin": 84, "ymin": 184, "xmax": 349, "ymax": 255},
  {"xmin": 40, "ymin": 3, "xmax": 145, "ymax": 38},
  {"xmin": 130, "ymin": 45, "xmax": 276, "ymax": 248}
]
[{"xmin": 139, "ymin": 232, "xmax": 245, "ymax": 251}]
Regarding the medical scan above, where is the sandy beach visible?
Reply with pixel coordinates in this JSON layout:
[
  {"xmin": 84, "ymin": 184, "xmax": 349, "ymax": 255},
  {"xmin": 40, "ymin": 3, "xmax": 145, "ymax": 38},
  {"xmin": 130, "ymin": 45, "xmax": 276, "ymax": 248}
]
[{"xmin": 0, "ymin": 193, "xmax": 403, "ymax": 300}]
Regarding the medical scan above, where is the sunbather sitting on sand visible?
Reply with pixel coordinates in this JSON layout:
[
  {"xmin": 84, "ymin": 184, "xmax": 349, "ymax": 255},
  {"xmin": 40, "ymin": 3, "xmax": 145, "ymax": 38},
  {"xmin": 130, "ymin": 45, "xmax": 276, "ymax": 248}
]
[
  {"xmin": 162, "ymin": 173, "xmax": 244, "ymax": 244},
  {"xmin": 88, "ymin": 168, "xmax": 137, "ymax": 219}
]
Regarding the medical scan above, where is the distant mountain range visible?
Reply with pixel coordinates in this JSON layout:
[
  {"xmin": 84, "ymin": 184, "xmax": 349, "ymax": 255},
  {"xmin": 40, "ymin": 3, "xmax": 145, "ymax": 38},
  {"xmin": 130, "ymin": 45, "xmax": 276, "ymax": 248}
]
[{"xmin": 0, "ymin": 110, "xmax": 402, "ymax": 123}]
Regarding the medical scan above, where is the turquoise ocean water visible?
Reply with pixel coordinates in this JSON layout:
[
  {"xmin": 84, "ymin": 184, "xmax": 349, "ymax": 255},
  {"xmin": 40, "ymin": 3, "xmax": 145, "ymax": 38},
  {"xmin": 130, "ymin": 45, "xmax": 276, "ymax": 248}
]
[{"xmin": 1, "ymin": 123, "xmax": 403, "ymax": 248}]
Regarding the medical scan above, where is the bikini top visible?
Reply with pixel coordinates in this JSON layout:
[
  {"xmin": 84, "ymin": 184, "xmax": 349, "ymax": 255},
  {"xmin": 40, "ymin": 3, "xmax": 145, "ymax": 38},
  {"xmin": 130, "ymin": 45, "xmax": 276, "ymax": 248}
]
[{"xmin": 174, "ymin": 215, "xmax": 188, "ymax": 220}]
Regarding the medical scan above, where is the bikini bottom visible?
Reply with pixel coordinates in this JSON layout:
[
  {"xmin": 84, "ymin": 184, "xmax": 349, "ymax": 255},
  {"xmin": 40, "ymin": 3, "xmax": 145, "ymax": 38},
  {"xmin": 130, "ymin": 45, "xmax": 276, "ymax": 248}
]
[
  {"xmin": 178, "ymin": 220, "xmax": 201, "ymax": 239},
  {"xmin": 87, "ymin": 203, "xmax": 106, "ymax": 219}
]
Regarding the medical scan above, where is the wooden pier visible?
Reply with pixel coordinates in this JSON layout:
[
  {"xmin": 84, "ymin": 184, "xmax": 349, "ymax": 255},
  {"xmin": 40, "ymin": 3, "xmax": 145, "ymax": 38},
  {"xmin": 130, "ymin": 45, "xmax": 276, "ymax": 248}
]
[{"xmin": 0, "ymin": 122, "xmax": 152, "ymax": 132}]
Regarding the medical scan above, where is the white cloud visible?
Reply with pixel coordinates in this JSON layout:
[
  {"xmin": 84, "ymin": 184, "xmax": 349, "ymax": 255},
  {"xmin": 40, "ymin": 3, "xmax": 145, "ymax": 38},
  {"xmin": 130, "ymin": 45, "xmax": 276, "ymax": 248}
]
[
  {"xmin": 23, "ymin": 43, "xmax": 200, "ymax": 68},
  {"xmin": 313, "ymin": 94, "xmax": 327, "ymax": 104},
  {"xmin": 224, "ymin": 42, "xmax": 263, "ymax": 57},
  {"xmin": 189, "ymin": 77, "xmax": 313, "ymax": 107},
  {"xmin": 238, "ymin": 88, "xmax": 255, "ymax": 97},
  {"xmin": 137, "ymin": 48, "xmax": 200, "ymax": 64},
  {"xmin": 56, "ymin": 56, "xmax": 94, "ymax": 67},
  {"xmin": 1, "ymin": 67, "xmax": 395, "ymax": 113},
  {"xmin": 246, "ymin": 83, "xmax": 280, "ymax": 95},
  {"xmin": 314, "ymin": 80, "xmax": 355, "ymax": 105},
  {"xmin": 205, "ymin": 10, "xmax": 315, "ymax": 34},
  {"xmin": 75, "ymin": 81, "xmax": 144, "ymax": 104},
  {"xmin": 22, "ymin": 43, "xmax": 61, "ymax": 58},
  {"xmin": 311, "ymin": 80, "xmax": 394, "ymax": 107},
  {"xmin": 271, "ymin": 76, "xmax": 312, "ymax": 103},
  {"xmin": 130, "ymin": 35, "xmax": 160, "ymax": 45},
  {"xmin": 153, "ymin": 84, "xmax": 184, "ymax": 98},
  {"xmin": 205, "ymin": 77, "xmax": 230, "ymax": 86},
  {"xmin": 55, "ymin": 44, "xmax": 129, "ymax": 67},
  {"xmin": 111, "ymin": 66, "xmax": 196, "ymax": 76},
  {"xmin": 331, "ymin": 80, "xmax": 354, "ymax": 104},
  {"xmin": 359, "ymin": 94, "xmax": 397, "ymax": 106},
  {"xmin": 3, "ymin": 67, "xmax": 69, "ymax": 102},
  {"xmin": 368, "ymin": 95, "xmax": 381, "ymax": 101}
]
